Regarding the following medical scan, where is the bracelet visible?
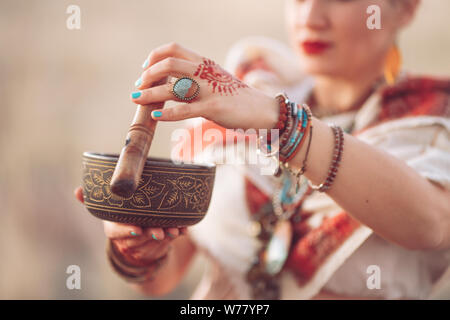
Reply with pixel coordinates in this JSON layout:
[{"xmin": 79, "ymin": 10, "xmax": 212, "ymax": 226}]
[
  {"xmin": 285, "ymin": 123, "xmax": 313, "ymax": 177},
  {"xmin": 277, "ymin": 102, "xmax": 294, "ymax": 148},
  {"xmin": 280, "ymin": 102, "xmax": 301, "ymax": 155},
  {"xmin": 308, "ymin": 124, "xmax": 344, "ymax": 192},
  {"xmin": 106, "ymin": 239, "xmax": 169, "ymax": 283},
  {"xmin": 257, "ymin": 93, "xmax": 313, "ymax": 177},
  {"xmin": 268, "ymin": 93, "xmax": 290, "ymax": 142},
  {"xmin": 300, "ymin": 124, "xmax": 313, "ymax": 174},
  {"xmin": 284, "ymin": 104, "xmax": 312, "ymax": 162}
]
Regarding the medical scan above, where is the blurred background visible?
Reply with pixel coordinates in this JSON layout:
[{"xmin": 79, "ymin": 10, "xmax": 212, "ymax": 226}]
[{"xmin": 0, "ymin": 0, "xmax": 449, "ymax": 299}]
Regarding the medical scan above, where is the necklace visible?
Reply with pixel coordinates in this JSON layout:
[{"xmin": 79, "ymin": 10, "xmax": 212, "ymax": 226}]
[{"xmin": 246, "ymin": 170, "xmax": 309, "ymax": 299}]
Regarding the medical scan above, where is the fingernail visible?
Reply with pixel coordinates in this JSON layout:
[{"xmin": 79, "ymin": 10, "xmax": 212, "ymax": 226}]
[
  {"xmin": 142, "ymin": 58, "xmax": 149, "ymax": 69},
  {"xmin": 135, "ymin": 77, "xmax": 142, "ymax": 87},
  {"xmin": 130, "ymin": 231, "xmax": 139, "ymax": 236},
  {"xmin": 152, "ymin": 234, "xmax": 159, "ymax": 241},
  {"xmin": 152, "ymin": 111, "xmax": 162, "ymax": 118},
  {"xmin": 131, "ymin": 91, "xmax": 142, "ymax": 99},
  {"xmin": 167, "ymin": 232, "xmax": 175, "ymax": 238}
]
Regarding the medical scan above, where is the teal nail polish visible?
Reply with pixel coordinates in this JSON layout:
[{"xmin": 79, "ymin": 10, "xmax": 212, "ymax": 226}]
[
  {"xmin": 152, "ymin": 234, "xmax": 159, "ymax": 240},
  {"xmin": 142, "ymin": 58, "xmax": 149, "ymax": 69},
  {"xmin": 167, "ymin": 232, "xmax": 175, "ymax": 238},
  {"xmin": 131, "ymin": 91, "xmax": 142, "ymax": 99},
  {"xmin": 130, "ymin": 231, "xmax": 138, "ymax": 236},
  {"xmin": 135, "ymin": 77, "xmax": 142, "ymax": 87},
  {"xmin": 152, "ymin": 111, "xmax": 162, "ymax": 118}
]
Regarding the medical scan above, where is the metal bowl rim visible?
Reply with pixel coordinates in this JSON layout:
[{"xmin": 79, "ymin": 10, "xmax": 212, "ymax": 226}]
[{"xmin": 82, "ymin": 151, "xmax": 216, "ymax": 170}]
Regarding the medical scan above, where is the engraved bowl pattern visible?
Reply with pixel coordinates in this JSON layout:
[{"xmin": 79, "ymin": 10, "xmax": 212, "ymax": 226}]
[{"xmin": 82, "ymin": 152, "xmax": 216, "ymax": 227}]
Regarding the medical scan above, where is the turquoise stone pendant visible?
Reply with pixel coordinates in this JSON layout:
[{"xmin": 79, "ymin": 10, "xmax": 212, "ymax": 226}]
[{"xmin": 263, "ymin": 220, "xmax": 293, "ymax": 275}]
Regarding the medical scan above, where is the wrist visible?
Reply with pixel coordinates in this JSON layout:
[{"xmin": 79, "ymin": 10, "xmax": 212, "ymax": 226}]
[
  {"xmin": 290, "ymin": 117, "xmax": 340, "ymax": 188},
  {"xmin": 111, "ymin": 240, "xmax": 150, "ymax": 267},
  {"xmin": 257, "ymin": 94, "xmax": 280, "ymax": 134},
  {"xmin": 283, "ymin": 116, "xmax": 315, "ymax": 177},
  {"xmin": 257, "ymin": 94, "xmax": 314, "ymax": 177}
]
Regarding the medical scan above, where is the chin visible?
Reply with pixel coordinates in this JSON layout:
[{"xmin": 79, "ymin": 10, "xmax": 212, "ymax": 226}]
[{"xmin": 296, "ymin": 53, "xmax": 339, "ymax": 75}]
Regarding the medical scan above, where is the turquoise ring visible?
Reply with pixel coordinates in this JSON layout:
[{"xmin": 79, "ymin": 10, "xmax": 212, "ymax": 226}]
[{"xmin": 171, "ymin": 76, "xmax": 200, "ymax": 102}]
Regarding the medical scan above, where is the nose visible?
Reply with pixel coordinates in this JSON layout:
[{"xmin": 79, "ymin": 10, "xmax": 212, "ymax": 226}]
[{"xmin": 296, "ymin": 0, "xmax": 329, "ymax": 30}]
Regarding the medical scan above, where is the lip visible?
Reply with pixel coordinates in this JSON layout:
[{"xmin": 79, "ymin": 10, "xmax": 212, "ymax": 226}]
[{"xmin": 301, "ymin": 41, "xmax": 332, "ymax": 55}]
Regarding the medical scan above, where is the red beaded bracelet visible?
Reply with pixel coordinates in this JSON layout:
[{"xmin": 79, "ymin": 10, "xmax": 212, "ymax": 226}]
[
  {"xmin": 268, "ymin": 93, "xmax": 290, "ymax": 142},
  {"xmin": 277, "ymin": 102, "xmax": 294, "ymax": 147}
]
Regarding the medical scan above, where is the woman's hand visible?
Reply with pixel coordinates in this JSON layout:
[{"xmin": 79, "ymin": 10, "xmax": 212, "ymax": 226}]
[
  {"xmin": 131, "ymin": 42, "xmax": 279, "ymax": 131},
  {"xmin": 74, "ymin": 186, "xmax": 187, "ymax": 267}
]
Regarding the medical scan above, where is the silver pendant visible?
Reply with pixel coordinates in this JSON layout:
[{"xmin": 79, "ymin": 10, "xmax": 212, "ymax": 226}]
[{"xmin": 263, "ymin": 220, "xmax": 293, "ymax": 275}]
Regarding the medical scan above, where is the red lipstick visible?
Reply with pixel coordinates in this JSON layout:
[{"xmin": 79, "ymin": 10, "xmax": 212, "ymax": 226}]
[{"xmin": 301, "ymin": 41, "xmax": 332, "ymax": 55}]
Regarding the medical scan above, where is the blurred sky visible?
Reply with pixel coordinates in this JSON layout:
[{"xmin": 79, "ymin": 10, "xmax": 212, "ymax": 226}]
[{"xmin": 0, "ymin": 0, "xmax": 449, "ymax": 299}]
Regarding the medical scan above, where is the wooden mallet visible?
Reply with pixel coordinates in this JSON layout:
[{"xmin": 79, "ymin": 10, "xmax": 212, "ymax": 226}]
[{"xmin": 109, "ymin": 76, "xmax": 169, "ymax": 198}]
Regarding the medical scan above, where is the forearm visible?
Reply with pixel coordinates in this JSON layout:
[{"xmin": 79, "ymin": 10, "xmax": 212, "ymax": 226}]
[
  {"xmin": 289, "ymin": 117, "xmax": 450, "ymax": 250},
  {"xmin": 131, "ymin": 235, "xmax": 197, "ymax": 296}
]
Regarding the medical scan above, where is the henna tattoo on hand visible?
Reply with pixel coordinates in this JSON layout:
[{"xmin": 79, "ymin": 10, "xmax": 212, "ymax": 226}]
[{"xmin": 193, "ymin": 58, "xmax": 248, "ymax": 95}]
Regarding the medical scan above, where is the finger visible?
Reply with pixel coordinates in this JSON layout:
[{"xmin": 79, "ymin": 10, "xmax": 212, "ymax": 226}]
[
  {"xmin": 120, "ymin": 234, "xmax": 152, "ymax": 248},
  {"xmin": 142, "ymin": 42, "xmax": 202, "ymax": 71},
  {"xmin": 165, "ymin": 228, "xmax": 180, "ymax": 239},
  {"xmin": 138, "ymin": 242, "xmax": 172, "ymax": 262},
  {"xmin": 111, "ymin": 240, "xmax": 158, "ymax": 267},
  {"xmin": 74, "ymin": 186, "xmax": 84, "ymax": 203},
  {"xmin": 125, "ymin": 227, "xmax": 178, "ymax": 251},
  {"xmin": 144, "ymin": 227, "xmax": 165, "ymax": 241},
  {"xmin": 103, "ymin": 221, "xmax": 143, "ymax": 239},
  {"xmin": 111, "ymin": 239, "xmax": 133, "ymax": 256},
  {"xmin": 180, "ymin": 227, "xmax": 188, "ymax": 235},
  {"xmin": 137, "ymin": 57, "xmax": 198, "ymax": 90},
  {"xmin": 125, "ymin": 238, "xmax": 168, "ymax": 261},
  {"xmin": 130, "ymin": 239, "xmax": 172, "ymax": 262},
  {"xmin": 150, "ymin": 103, "xmax": 206, "ymax": 122},
  {"xmin": 130, "ymin": 83, "xmax": 174, "ymax": 105}
]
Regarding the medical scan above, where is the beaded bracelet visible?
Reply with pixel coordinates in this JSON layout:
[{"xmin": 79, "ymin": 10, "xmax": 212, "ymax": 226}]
[
  {"xmin": 280, "ymin": 102, "xmax": 301, "ymax": 155},
  {"xmin": 308, "ymin": 124, "xmax": 344, "ymax": 192},
  {"xmin": 268, "ymin": 93, "xmax": 290, "ymax": 142},
  {"xmin": 261, "ymin": 94, "xmax": 292, "ymax": 155},
  {"xmin": 264, "ymin": 108, "xmax": 292, "ymax": 156},
  {"xmin": 257, "ymin": 93, "xmax": 313, "ymax": 177},
  {"xmin": 284, "ymin": 105, "xmax": 312, "ymax": 162},
  {"xmin": 276, "ymin": 102, "xmax": 294, "ymax": 151},
  {"xmin": 279, "ymin": 104, "xmax": 312, "ymax": 163},
  {"xmin": 299, "ymin": 124, "xmax": 313, "ymax": 174},
  {"xmin": 283, "ymin": 122, "xmax": 313, "ymax": 179}
]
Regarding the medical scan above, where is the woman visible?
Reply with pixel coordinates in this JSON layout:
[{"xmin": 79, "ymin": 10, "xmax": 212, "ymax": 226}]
[{"xmin": 75, "ymin": 0, "xmax": 450, "ymax": 299}]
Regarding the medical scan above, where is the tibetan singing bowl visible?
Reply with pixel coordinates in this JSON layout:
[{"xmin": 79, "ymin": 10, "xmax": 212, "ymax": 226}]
[{"xmin": 82, "ymin": 152, "xmax": 216, "ymax": 227}]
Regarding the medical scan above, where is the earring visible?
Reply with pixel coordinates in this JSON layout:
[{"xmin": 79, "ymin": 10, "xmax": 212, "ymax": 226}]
[{"xmin": 384, "ymin": 43, "xmax": 402, "ymax": 85}]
